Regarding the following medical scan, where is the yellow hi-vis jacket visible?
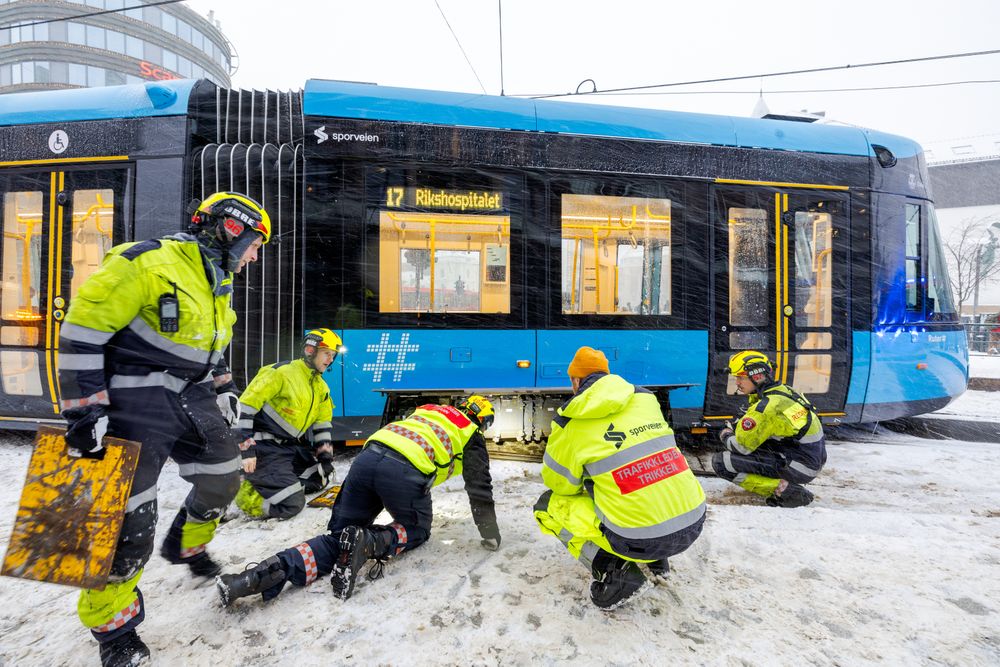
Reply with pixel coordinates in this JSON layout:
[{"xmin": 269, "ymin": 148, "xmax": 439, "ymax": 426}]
[
  {"xmin": 367, "ymin": 404, "xmax": 480, "ymax": 486},
  {"xmin": 542, "ymin": 374, "xmax": 706, "ymax": 541},
  {"xmin": 59, "ymin": 235, "xmax": 237, "ymax": 409},
  {"xmin": 237, "ymin": 359, "xmax": 334, "ymax": 447}
]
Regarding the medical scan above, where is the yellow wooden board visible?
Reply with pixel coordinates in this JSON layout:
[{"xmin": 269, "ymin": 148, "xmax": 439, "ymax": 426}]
[
  {"xmin": 306, "ymin": 484, "xmax": 342, "ymax": 508},
  {"xmin": 1, "ymin": 426, "xmax": 140, "ymax": 589}
]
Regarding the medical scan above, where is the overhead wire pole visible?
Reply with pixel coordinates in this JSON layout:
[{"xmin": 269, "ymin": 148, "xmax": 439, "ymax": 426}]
[{"xmin": 498, "ymin": 0, "xmax": 505, "ymax": 96}]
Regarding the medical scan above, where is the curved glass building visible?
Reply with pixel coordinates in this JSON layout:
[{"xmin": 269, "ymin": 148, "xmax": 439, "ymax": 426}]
[{"xmin": 0, "ymin": 0, "xmax": 233, "ymax": 93}]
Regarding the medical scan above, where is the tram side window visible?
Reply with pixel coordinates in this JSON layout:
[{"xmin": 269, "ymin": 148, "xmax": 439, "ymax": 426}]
[
  {"xmin": 70, "ymin": 189, "xmax": 115, "ymax": 299},
  {"xmin": 378, "ymin": 186, "xmax": 510, "ymax": 314},
  {"xmin": 727, "ymin": 207, "xmax": 769, "ymax": 347},
  {"xmin": 925, "ymin": 206, "xmax": 957, "ymax": 318},
  {"xmin": 904, "ymin": 204, "xmax": 921, "ymax": 311},
  {"xmin": 561, "ymin": 194, "xmax": 671, "ymax": 315},
  {"xmin": 1, "ymin": 191, "xmax": 43, "ymax": 323}
]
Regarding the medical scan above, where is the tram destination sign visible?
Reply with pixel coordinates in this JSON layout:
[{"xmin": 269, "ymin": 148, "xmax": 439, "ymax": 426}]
[{"xmin": 385, "ymin": 186, "xmax": 504, "ymax": 212}]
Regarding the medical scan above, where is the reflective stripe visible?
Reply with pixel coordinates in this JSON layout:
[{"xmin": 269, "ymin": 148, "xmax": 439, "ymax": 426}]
[
  {"xmin": 125, "ymin": 484, "xmax": 158, "ymax": 513},
  {"xmin": 127, "ymin": 317, "xmax": 222, "ymax": 366},
  {"xmin": 726, "ymin": 435, "xmax": 753, "ymax": 455},
  {"xmin": 241, "ymin": 404, "xmax": 260, "ymax": 415},
  {"xmin": 294, "ymin": 543, "xmax": 318, "ymax": 584},
  {"xmin": 412, "ymin": 415, "xmax": 455, "ymax": 476},
  {"xmin": 262, "ymin": 403, "xmax": 300, "ymax": 438},
  {"xmin": 177, "ymin": 456, "xmax": 241, "ymax": 477},
  {"xmin": 543, "ymin": 451, "xmax": 581, "ymax": 486},
  {"xmin": 579, "ymin": 541, "xmax": 601, "ymax": 569},
  {"xmin": 237, "ymin": 418, "xmax": 255, "ymax": 429},
  {"xmin": 263, "ymin": 482, "xmax": 303, "ymax": 513},
  {"xmin": 799, "ymin": 431, "xmax": 825, "ymax": 444},
  {"xmin": 60, "ymin": 390, "xmax": 109, "ymax": 410},
  {"xmin": 58, "ymin": 353, "xmax": 104, "ymax": 370},
  {"xmin": 299, "ymin": 464, "xmax": 320, "ymax": 479},
  {"xmin": 313, "ymin": 432, "xmax": 332, "ymax": 444},
  {"xmin": 389, "ymin": 521, "xmax": 408, "ymax": 555},
  {"xmin": 584, "ymin": 434, "xmax": 677, "ymax": 477},
  {"xmin": 109, "ymin": 372, "xmax": 204, "ymax": 392},
  {"xmin": 385, "ymin": 423, "xmax": 436, "ymax": 462},
  {"xmin": 557, "ymin": 528, "xmax": 574, "ymax": 546},
  {"xmin": 596, "ymin": 501, "xmax": 706, "ymax": 540},
  {"xmin": 788, "ymin": 460, "xmax": 821, "ymax": 477},
  {"xmin": 92, "ymin": 598, "xmax": 141, "ymax": 634},
  {"xmin": 254, "ymin": 432, "xmax": 279, "ymax": 441},
  {"xmin": 314, "ymin": 421, "xmax": 332, "ymax": 430},
  {"xmin": 733, "ymin": 473, "xmax": 748, "ymax": 485},
  {"xmin": 60, "ymin": 322, "xmax": 114, "ymax": 345},
  {"xmin": 721, "ymin": 451, "xmax": 738, "ymax": 474}
]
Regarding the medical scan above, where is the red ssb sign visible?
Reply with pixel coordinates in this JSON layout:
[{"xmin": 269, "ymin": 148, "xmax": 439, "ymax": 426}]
[
  {"xmin": 611, "ymin": 448, "xmax": 689, "ymax": 495},
  {"xmin": 139, "ymin": 61, "xmax": 179, "ymax": 81}
]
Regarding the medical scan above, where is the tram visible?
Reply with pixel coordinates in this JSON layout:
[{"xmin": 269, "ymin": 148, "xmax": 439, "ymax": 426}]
[{"xmin": 0, "ymin": 79, "xmax": 968, "ymax": 443}]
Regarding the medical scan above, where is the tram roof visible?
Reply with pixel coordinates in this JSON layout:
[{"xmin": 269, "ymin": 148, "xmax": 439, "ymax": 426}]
[
  {"xmin": 0, "ymin": 80, "xmax": 196, "ymax": 126},
  {"xmin": 304, "ymin": 79, "xmax": 922, "ymax": 160}
]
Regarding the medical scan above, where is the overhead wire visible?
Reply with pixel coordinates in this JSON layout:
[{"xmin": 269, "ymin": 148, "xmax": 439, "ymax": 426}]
[
  {"xmin": 0, "ymin": 0, "xmax": 187, "ymax": 31},
  {"xmin": 434, "ymin": 0, "xmax": 487, "ymax": 95},
  {"xmin": 591, "ymin": 79, "xmax": 1000, "ymax": 97},
  {"xmin": 514, "ymin": 48, "xmax": 1000, "ymax": 99}
]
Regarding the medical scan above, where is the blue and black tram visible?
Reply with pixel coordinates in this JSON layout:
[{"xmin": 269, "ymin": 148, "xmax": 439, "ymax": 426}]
[{"xmin": 0, "ymin": 79, "xmax": 968, "ymax": 442}]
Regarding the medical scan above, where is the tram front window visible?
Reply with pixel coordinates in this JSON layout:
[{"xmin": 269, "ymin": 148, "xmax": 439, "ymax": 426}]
[{"xmin": 561, "ymin": 194, "xmax": 671, "ymax": 315}]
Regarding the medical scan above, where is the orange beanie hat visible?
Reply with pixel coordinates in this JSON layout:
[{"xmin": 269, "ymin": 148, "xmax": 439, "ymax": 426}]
[{"xmin": 567, "ymin": 346, "xmax": 610, "ymax": 379}]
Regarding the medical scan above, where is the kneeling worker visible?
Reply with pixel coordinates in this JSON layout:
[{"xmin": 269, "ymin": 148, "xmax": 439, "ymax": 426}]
[
  {"xmin": 217, "ymin": 395, "xmax": 500, "ymax": 605},
  {"xmin": 535, "ymin": 346, "xmax": 706, "ymax": 610},
  {"xmin": 712, "ymin": 351, "xmax": 826, "ymax": 507},
  {"xmin": 234, "ymin": 328, "xmax": 342, "ymax": 519}
]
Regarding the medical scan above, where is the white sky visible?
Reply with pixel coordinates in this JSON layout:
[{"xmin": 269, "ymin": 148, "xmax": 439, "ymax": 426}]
[{"xmin": 184, "ymin": 0, "xmax": 1000, "ymax": 149}]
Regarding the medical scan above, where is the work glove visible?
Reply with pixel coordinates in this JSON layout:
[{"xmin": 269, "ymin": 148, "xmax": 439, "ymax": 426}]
[
  {"xmin": 718, "ymin": 421, "xmax": 734, "ymax": 447},
  {"xmin": 65, "ymin": 407, "xmax": 109, "ymax": 460},
  {"xmin": 317, "ymin": 450, "xmax": 336, "ymax": 486},
  {"xmin": 217, "ymin": 391, "xmax": 240, "ymax": 428},
  {"xmin": 479, "ymin": 522, "xmax": 501, "ymax": 551}
]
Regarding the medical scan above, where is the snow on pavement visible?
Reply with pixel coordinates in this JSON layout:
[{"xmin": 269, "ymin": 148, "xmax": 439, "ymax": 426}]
[{"xmin": 1, "ymin": 429, "xmax": 999, "ymax": 666}]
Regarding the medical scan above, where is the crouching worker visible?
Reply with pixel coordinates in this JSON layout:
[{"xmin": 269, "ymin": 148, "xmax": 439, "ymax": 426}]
[
  {"xmin": 535, "ymin": 347, "xmax": 706, "ymax": 610},
  {"xmin": 712, "ymin": 351, "xmax": 826, "ymax": 508},
  {"xmin": 233, "ymin": 328, "xmax": 343, "ymax": 520},
  {"xmin": 217, "ymin": 395, "xmax": 500, "ymax": 605}
]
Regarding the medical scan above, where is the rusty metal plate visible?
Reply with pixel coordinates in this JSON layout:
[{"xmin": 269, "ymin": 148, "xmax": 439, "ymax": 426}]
[
  {"xmin": 306, "ymin": 484, "xmax": 342, "ymax": 508},
  {"xmin": 1, "ymin": 426, "xmax": 140, "ymax": 589}
]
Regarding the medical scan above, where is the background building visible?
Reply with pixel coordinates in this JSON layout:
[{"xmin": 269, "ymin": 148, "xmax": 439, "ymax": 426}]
[{"xmin": 0, "ymin": 0, "xmax": 233, "ymax": 93}]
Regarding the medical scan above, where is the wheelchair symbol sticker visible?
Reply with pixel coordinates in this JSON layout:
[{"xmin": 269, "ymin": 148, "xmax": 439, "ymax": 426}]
[{"xmin": 48, "ymin": 130, "xmax": 69, "ymax": 154}]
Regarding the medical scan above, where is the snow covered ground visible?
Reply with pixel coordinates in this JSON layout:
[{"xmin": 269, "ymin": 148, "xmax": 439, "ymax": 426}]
[
  {"xmin": 933, "ymin": 390, "xmax": 998, "ymax": 422},
  {"xmin": 969, "ymin": 353, "xmax": 1000, "ymax": 379},
  {"xmin": 1, "ymin": 425, "xmax": 999, "ymax": 667}
]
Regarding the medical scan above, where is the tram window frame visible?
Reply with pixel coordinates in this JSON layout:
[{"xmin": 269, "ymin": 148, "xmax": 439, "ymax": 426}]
[
  {"xmin": 904, "ymin": 203, "xmax": 921, "ymax": 312},
  {"xmin": 546, "ymin": 175, "xmax": 687, "ymax": 330},
  {"xmin": 359, "ymin": 165, "xmax": 526, "ymax": 329}
]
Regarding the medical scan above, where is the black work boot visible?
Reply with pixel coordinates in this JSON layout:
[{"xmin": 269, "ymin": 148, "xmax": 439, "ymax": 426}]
[
  {"xmin": 647, "ymin": 558, "xmax": 670, "ymax": 578},
  {"xmin": 216, "ymin": 555, "xmax": 287, "ymax": 606},
  {"xmin": 331, "ymin": 526, "xmax": 394, "ymax": 600},
  {"xmin": 766, "ymin": 483, "xmax": 815, "ymax": 508},
  {"xmin": 590, "ymin": 552, "xmax": 650, "ymax": 610},
  {"xmin": 99, "ymin": 630, "xmax": 149, "ymax": 667},
  {"xmin": 160, "ymin": 507, "xmax": 221, "ymax": 577}
]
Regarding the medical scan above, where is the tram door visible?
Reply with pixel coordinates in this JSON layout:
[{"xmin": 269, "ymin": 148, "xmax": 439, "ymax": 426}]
[
  {"xmin": 704, "ymin": 186, "xmax": 851, "ymax": 420},
  {"xmin": 0, "ymin": 167, "xmax": 130, "ymax": 421}
]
